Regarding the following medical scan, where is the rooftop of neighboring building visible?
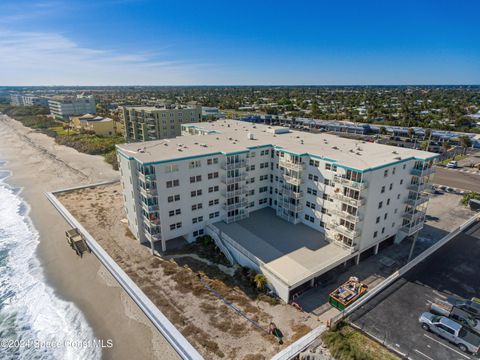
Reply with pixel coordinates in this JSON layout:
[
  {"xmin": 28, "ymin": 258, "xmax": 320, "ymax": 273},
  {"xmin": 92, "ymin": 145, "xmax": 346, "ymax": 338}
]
[
  {"xmin": 121, "ymin": 104, "xmax": 200, "ymax": 112},
  {"xmin": 72, "ymin": 114, "xmax": 113, "ymax": 123},
  {"xmin": 117, "ymin": 119, "xmax": 438, "ymax": 171}
]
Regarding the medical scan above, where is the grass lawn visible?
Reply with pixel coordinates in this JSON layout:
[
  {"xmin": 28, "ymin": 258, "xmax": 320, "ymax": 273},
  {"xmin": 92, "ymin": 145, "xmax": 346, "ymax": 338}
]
[
  {"xmin": 49, "ymin": 126, "xmax": 79, "ymax": 136},
  {"xmin": 321, "ymin": 323, "xmax": 400, "ymax": 360}
]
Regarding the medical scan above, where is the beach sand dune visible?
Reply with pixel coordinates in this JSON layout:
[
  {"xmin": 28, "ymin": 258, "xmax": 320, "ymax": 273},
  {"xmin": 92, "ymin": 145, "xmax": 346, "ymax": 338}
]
[{"xmin": 0, "ymin": 115, "xmax": 179, "ymax": 360}]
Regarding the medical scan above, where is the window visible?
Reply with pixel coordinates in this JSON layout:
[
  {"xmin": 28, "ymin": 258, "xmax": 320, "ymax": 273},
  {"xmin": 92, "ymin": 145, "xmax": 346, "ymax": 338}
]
[
  {"xmin": 397, "ymin": 194, "xmax": 400, "ymax": 200},
  {"xmin": 192, "ymin": 216, "xmax": 203, "ymax": 224},
  {"xmin": 304, "ymin": 214, "xmax": 315, "ymax": 223},
  {"xmin": 373, "ymin": 231, "xmax": 378, "ymax": 238},
  {"xmin": 400, "ymin": 179, "xmax": 404, "ymax": 185},
  {"xmin": 386, "ymin": 198, "xmax": 390, "ymax": 206},
  {"xmin": 389, "ymin": 183, "xmax": 393, "ymax": 191},
  {"xmin": 381, "ymin": 227, "xmax": 385, "ymax": 234},
  {"xmin": 192, "ymin": 203, "xmax": 203, "ymax": 211},
  {"xmin": 208, "ymin": 199, "xmax": 220, "ymax": 206},
  {"xmin": 165, "ymin": 164, "xmax": 178, "ymax": 173},
  {"xmin": 325, "ymin": 163, "xmax": 331, "ymax": 170},
  {"xmin": 208, "ymin": 185, "xmax": 219, "ymax": 193},
  {"xmin": 307, "ymin": 187, "xmax": 318, "ymax": 196},
  {"xmin": 392, "ymin": 167, "xmax": 396, "ymax": 175},
  {"xmin": 384, "ymin": 213, "xmax": 388, "ymax": 220},
  {"xmin": 191, "ymin": 189, "xmax": 202, "ymax": 197},
  {"xmin": 168, "ymin": 194, "xmax": 180, "ymax": 203},
  {"xmin": 190, "ymin": 175, "xmax": 202, "ymax": 183},
  {"xmin": 166, "ymin": 179, "xmax": 180, "ymax": 188},
  {"xmin": 208, "ymin": 172, "xmax": 219, "ymax": 180},
  {"xmin": 259, "ymin": 186, "xmax": 268, "ymax": 193},
  {"xmin": 384, "ymin": 169, "xmax": 389, "ymax": 177},
  {"xmin": 259, "ymin": 198, "xmax": 268, "ymax": 205},
  {"xmin": 376, "ymin": 216, "xmax": 380, "ymax": 224},
  {"xmin": 170, "ymin": 222, "xmax": 182, "ymax": 230},
  {"xmin": 381, "ymin": 186, "xmax": 385, "ymax": 194},
  {"xmin": 378, "ymin": 201, "xmax": 383, "ymax": 209},
  {"xmin": 324, "ymin": 179, "xmax": 331, "ymax": 186},
  {"xmin": 209, "ymin": 211, "xmax": 220, "ymax": 219},
  {"xmin": 403, "ymin": 164, "xmax": 406, "ymax": 170},
  {"xmin": 189, "ymin": 160, "xmax": 201, "ymax": 168},
  {"xmin": 309, "ymin": 159, "xmax": 319, "ymax": 167},
  {"xmin": 207, "ymin": 158, "xmax": 218, "ymax": 165},
  {"xmin": 193, "ymin": 229, "xmax": 205, "ymax": 237}
]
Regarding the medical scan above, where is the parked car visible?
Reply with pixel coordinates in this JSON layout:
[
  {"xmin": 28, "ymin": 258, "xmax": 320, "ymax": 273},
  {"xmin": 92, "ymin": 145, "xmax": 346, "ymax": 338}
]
[
  {"xmin": 431, "ymin": 301, "xmax": 480, "ymax": 334},
  {"xmin": 447, "ymin": 160, "xmax": 458, "ymax": 168},
  {"xmin": 419, "ymin": 312, "xmax": 480, "ymax": 354},
  {"xmin": 448, "ymin": 297, "xmax": 480, "ymax": 319}
]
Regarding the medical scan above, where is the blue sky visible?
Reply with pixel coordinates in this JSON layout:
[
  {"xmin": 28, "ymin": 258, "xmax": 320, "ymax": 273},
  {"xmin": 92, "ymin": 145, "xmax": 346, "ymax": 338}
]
[{"xmin": 1, "ymin": 0, "xmax": 479, "ymax": 85}]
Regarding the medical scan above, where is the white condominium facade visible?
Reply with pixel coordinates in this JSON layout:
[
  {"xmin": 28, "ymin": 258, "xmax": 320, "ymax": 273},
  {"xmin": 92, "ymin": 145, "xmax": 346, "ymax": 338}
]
[
  {"xmin": 117, "ymin": 120, "xmax": 437, "ymax": 257},
  {"xmin": 48, "ymin": 95, "xmax": 96, "ymax": 119},
  {"xmin": 120, "ymin": 105, "xmax": 202, "ymax": 142},
  {"xmin": 10, "ymin": 94, "xmax": 49, "ymax": 107}
]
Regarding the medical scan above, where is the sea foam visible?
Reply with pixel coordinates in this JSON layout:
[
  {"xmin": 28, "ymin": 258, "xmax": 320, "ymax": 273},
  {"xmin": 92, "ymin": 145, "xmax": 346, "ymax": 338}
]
[{"xmin": 0, "ymin": 172, "xmax": 101, "ymax": 360}]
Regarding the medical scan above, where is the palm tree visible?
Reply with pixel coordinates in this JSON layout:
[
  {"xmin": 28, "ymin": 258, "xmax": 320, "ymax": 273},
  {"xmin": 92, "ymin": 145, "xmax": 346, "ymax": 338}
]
[
  {"xmin": 407, "ymin": 127, "xmax": 415, "ymax": 139},
  {"xmin": 254, "ymin": 274, "xmax": 267, "ymax": 291},
  {"xmin": 379, "ymin": 126, "xmax": 387, "ymax": 135},
  {"xmin": 457, "ymin": 136, "xmax": 472, "ymax": 154}
]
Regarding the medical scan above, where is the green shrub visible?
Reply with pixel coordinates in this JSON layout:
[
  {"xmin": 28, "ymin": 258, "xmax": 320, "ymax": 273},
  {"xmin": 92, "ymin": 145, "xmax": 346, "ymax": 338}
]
[{"xmin": 461, "ymin": 192, "xmax": 480, "ymax": 206}]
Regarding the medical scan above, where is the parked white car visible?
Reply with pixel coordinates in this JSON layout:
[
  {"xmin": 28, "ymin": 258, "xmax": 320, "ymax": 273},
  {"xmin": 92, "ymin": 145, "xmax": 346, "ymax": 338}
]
[{"xmin": 447, "ymin": 161, "xmax": 458, "ymax": 168}]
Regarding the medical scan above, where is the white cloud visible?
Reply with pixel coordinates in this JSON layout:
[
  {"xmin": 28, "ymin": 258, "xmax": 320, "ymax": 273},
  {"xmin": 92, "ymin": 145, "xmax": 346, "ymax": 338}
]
[{"xmin": 0, "ymin": 29, "xmax": 210, "ymax": 85}]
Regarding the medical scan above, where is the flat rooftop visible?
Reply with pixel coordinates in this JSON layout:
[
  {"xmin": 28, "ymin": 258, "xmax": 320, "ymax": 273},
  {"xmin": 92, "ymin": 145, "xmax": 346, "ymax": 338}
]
[
  {"xmin": 117, "ymin": 120, "xmax": 437, "ymax": 171},
  {"xmin": 213, "ymin": 208, "xmax": 355, "ymax": 287}
]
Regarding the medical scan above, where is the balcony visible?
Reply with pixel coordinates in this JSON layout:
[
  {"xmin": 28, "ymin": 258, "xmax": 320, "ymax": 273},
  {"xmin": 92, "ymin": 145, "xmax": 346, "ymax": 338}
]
[
  {"xmin": 411, "ymin": 166, "xmax": 435, "ymax": 177},
  {"xmin": 143, "ymin": 215, "xmax": 160, "ymax": 228},
  {"xmin": 331, "ymin": 192, "xmax": 365, "ymax": 207},
  {"xmin": 399, "ymin": 222, "xmax": 423, "ymax": 236},
  {"xmin": 225, "ymin": 211, "xmax": 248, "ymax": 224},
  {"xmin": 145, "ymin": 231, "xmax": 162, "ymax": 242},
  {"xmin": 222, "ymin": 199, "xmax": 248, "ymax": 211},
  {"xmin": 139, "ymin": 187, "xmax": 158, "ymax": 197},
  {"xmin": 141, "ymin": 202, "xmax": 159, "ymax": 213},
  {"xmin": 407, "ymin": 182, "xmax": 431, "ymax": 192},
  {"xmin": 333, "ymin": 175, "xmax": 368, "ymax": 190},
  {"xmin": 329, "ymin": 207, "xmax": 362, "ymax": 223},
  {"xmin": 279, "ymin": 159, "xmax": 305, "ymax": 172},
  {"xmin": 221, "ymin": 160, "xmax": 246, "ymax": 170},
  {"xmin": 331, "ymin": 223, "xmax": 361, "ymax": 239},
  {"xmin": 279, "ymin": 201, "xmax": 303, "ymax": 212},
  {"xmin": 283, "ymin": 174, "xmax": 304, "ymax": 186},
  {"xmin": 221, "ymin": 186, "xmax": 247, "ymax": 197},
  {"xmin": 221, "ymin": 173, "xmax": 246, "ymax": 185},
  {"xmin": 405, "ymin": 195, "xmax": 429, "ymax": 207},
  {"xmin": 280, "ymin": 187, "xmax": 304, "ymax": 199},
  {"xmin": 138, "ymin": 172, "xmax": 156, "ymax": 182},
  {"xmin": 402, "ymin": 210, "xmax": 426, "ymax": 222}
]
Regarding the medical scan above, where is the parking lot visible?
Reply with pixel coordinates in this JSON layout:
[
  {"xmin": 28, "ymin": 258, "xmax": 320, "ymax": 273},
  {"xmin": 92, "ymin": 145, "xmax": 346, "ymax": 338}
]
[{"xmin": 348, "ymin": 220, "xmax": 480, "ymax": 360}]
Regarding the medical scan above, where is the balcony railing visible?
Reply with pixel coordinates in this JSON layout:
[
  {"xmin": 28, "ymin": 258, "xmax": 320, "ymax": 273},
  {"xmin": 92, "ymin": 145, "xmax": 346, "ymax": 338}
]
[
  {"xmin": 225, "ymin": 212, "xmax": 248, "ymax": 224},
  {"xmin": 145, "ymin": 231, "xmax": 162, "ymax": 242},
  {"xmin": 333, "ymin": 175, "xmax": 368, "ymax": 190},
  {"xmin": 281, "ymin": 187, "xmax": 304, "ymax": 199},
  {"xmin": 222, "ymin": 199, "xmax": 248, "ymax": 211},
  {"xmin": 283, "ymin": 174, "xmax": 304, "ymax": 186},
  {"xmin": 221, "ymin": 186, "xmax": 247, "ymax": 197},
  {"xmin": 407, "ymin": 182, "xmax": 431, "ymax": 192},
  {"xmin": 329, "ymin": 207, "xmax": 362, "ymax": 223},
  {"xmin": 139, "ymin": 187, "xmax": 158, "ymax": 197},
  {"xmin": 331, "ymin": 192, "xmax": 365, "ymax": 207},
  {"xmin": 138, "ymin": 172, "xmax": 156, "ymax": 182},
  {"xmin": 331, "ymin": 223, "xmax": 361, "ymax": 239},
  {"xmin": 141, "ymin": 202, "xmax": 159, "ymax": 212},
  {"xmin": 221, "ymin": 173, "xmax": 246, "ymax": 184},
  {"xmin": 143, "ymin": 215, "xmax": 160, "ymax": 228},
  {"xmin": 279, "ymin": 201, "xmax": 303, "ymax": 212},
  {"xmin": 279, "ymin": 159, "xmax": 305, "ymax": 172},
  {"xmin": 402, "ymin": 210, "xmax": 426, "ymax": 222},
  {"xmin": 221, "ymin": 160, "xmax": 246, "ymax": 170},
  {"xmin": 405, "ymin": 195, "xmax": 429, "ymax": 207},
  {"xmin": 399, "ymin": 222, "xmax": 424, "ymax": 236},
  {"xmin": 411, "ymin": 166, "xmax": 435, "ymax": 177}
]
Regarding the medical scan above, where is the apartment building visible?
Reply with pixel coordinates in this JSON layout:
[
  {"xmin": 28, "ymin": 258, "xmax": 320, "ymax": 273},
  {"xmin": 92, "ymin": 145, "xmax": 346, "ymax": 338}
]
[
  {"xmin": 70, "ymin": 114, "xmax": 116, "ymax": 136},
  {"xmin": 48, "ymin": 94, "xmax": 96, "ymax": 119},
  {"xmin": 120, "ymin": 105, "xmax": 202, "ymax": 142},
  {"xmin": 116, "ymin": 120, "xmax": 437, "ymax": 300},
  {"xmin": 10, "ymin": 94, "xmax": 49, "ymax": 107}
]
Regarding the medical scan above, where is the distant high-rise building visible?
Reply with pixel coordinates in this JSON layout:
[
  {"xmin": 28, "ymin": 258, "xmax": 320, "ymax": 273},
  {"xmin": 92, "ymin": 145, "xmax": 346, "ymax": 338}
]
[{"xmin": 120, "ymin": 104, "xmax": 202, "ymax": 142}]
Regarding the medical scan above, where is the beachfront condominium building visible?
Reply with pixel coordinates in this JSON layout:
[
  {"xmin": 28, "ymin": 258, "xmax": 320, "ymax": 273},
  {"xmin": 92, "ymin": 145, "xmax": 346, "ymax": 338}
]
[
  {"xmin": 120, "ymin": 105, "xmax": 202, "ymax": 142},
  {"xmin": 116, "ymin": 120, "xmax": 437, "ymax": 300},
  {"xmin": 48, "ymin": 94, "xmax": 96, "ymax": 120},
  {"xmin": 10, "ymin": 94, "xmax": 49, "ymax": 107}
]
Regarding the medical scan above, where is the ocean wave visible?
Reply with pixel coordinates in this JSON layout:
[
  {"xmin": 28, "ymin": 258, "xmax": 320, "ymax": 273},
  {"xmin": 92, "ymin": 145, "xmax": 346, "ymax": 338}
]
[{"xmin": 0, "ymin": 174, "xmax": 101, "ymax": 360}]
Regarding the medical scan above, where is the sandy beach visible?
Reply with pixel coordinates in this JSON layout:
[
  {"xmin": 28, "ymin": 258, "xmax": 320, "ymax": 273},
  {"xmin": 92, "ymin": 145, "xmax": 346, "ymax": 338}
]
[{"xmin": 0, "ymin": 114, "xmax": 179, "ymax": 360}]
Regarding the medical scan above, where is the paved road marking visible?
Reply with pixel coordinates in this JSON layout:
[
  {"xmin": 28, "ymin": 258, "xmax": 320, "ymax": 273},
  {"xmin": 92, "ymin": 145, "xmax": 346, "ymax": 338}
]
[
  {"xmin": 414, "ymin": 349, "xmax": 434, "ymax": 360},
  {"xmin": 432, "ymin": 290, "xmax": 447, "ymax": 299},
  {"xmin": 423, "ymin": 334, "xmax": 471, "ymax": 359}
]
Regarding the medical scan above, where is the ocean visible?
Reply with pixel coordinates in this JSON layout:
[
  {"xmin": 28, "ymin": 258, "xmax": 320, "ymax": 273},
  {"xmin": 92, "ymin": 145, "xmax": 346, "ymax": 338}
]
[{"xmin": 0, "ymin": 163, "xmax": 101, "ymax": 360}]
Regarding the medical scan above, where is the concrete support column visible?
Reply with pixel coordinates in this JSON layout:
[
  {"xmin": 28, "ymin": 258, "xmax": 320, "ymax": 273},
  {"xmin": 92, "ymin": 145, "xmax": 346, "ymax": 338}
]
[
  {"xmin": 310, "ymin": 278, "xmax": 315, "ymax": 287},
  {"xmin": 355, "ymin": 253, "xmax": 361, "ymax": 265},
  {"xmin": 374, "ymin": 243, "xmax": 380, "ymax": 255},
  {"xmin": 161, "ymin": 238, "xmax": 166, "ymax": 253},
  {"xmin": 151, "ymin": 240, "xmax": 155, "ymax": 255}
]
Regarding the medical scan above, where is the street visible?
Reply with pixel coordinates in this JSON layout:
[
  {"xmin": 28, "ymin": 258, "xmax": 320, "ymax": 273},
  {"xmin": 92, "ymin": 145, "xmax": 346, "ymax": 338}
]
[{"xmin": 434, "ymin": 167, "xmax": 480, "ymax": 193}]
